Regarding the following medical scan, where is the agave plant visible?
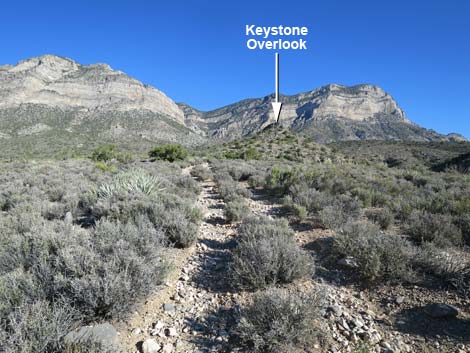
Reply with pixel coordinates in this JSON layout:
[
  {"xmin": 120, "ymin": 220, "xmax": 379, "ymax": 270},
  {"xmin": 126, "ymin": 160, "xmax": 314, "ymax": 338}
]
[{"xmin": 97, "ymin": 168, "xmax": 165, "ymax": 198}]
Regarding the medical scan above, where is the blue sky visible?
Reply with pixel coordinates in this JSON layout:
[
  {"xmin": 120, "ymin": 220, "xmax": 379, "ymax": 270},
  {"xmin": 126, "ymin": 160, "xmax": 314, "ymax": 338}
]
[{"xmin": 1, "ymin": 0, "xmax": 469, "ymax": 137}]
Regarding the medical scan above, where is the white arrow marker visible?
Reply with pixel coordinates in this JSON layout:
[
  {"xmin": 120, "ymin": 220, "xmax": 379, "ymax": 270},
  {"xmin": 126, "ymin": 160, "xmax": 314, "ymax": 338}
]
[{"xmin": 272, "ymin": 52, "xmax": 282, "ymax": 123}]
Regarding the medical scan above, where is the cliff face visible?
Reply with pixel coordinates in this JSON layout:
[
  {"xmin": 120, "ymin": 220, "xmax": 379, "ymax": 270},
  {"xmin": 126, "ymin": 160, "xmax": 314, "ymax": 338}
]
[
  {"xmin": 0, "ymin": 55, "xmax": 184, "ymax": 122},
  {"xmin": 0, "ymin": 55, "xmax": 204, "ymax": 156},
  {"xmin": 181, "ymin": 84, "xmax": 464, "ymax": 142}
]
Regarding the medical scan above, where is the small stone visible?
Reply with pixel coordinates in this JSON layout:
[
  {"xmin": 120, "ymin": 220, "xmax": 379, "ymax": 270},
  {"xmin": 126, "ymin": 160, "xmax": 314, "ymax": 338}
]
[
  {"xmin": 153, "ymin": 321, "xmax": 164, "ymax": 330},
  {"xmin": 163, "ymin": 303, "xmax": 175, "ymax": 313},
  {"xmin": 351, "ymin": 317, "xmax": 364, "ymax": 328},
  {"xmin": 423, "ymin": 303, "xmax": 459, "ymax": 319},
  {"xmin": 328, "ymin": 305, "xmax": 342, "ymax": 316},
  {"xmin": 64, "ymin": 211, "xmax": 73, "ymax": 224},
  {"xmin": 337, "ymin": 256, "xmax": 358, "ymax": 269},
  {"xmin": 142, "ymin": 339, "xmax": 161, "ymax": 353},
  {"xmin": 395, "ymin": 296, "xmax": 405, "ymax": 304},
  {"xmin": 64, "ymin": 323, "xmax": 120, "ymax": 349},
  {"xmin": 132, "ymin": 328, "xmax": 142, "ymax": 336},
  {"xmin": 180, "ymin": 273, "xmax": 190, "ymax": 281}
]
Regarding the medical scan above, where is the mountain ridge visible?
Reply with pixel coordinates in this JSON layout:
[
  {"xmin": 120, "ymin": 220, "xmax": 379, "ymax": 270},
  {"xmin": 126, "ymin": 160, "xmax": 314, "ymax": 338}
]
[
  {"xmin": 0, "ymin": 55, "xmax": 466, "ymax": 158},
  {"xmin": 179, "ymin": 84, "xmax": 466, "ymax": 142}
]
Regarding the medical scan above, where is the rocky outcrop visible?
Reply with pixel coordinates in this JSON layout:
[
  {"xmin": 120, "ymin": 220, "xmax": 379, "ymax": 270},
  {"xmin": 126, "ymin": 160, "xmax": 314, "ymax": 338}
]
[
  {"xmin": 181, "ymin": 84, "xmax": 465, "ymax": 143},
  {"xmin": 0, "ymin": 55, "xmax": 204, "ymax": 156},
  {"xmin": 0, "ymin": 55, "xmax": 184, "ymax": 122}
]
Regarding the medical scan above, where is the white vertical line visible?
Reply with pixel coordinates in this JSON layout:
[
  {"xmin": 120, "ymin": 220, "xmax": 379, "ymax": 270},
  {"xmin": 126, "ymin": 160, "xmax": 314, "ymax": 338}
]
[{"xmin": 275, "ymin": 52, "xmax": 279, "ymax": 103}]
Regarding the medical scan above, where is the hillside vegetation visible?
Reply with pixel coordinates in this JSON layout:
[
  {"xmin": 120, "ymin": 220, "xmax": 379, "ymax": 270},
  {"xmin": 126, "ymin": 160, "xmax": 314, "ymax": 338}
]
[{"xmin": 0, "ymin": 127, "xmax": 469, "ymax": 353}]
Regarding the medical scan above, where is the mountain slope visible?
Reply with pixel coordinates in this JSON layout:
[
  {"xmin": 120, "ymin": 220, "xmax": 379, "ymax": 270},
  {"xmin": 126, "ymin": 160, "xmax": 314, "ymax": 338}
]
[
  {"xmin": 0, "ymin": 55, "xmax": 465, "ymax": 159},
  {"xmin": 181, "ymin": 84, "xmax": 465, "ymax": 143},
  {"xmin": 0, "ymin": 55, "xmax": 204, "ymax": 158}
]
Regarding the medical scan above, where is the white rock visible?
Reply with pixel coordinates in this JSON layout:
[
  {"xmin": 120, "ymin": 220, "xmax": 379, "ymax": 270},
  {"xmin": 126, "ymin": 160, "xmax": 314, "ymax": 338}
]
[{"xmin": 142, "ymin": 338, "xmax": 161, "ymax": 353}]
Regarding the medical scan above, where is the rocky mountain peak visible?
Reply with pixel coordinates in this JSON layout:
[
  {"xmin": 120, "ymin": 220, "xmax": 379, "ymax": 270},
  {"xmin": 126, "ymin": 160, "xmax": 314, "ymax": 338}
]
[
  {"xmin": 0, "ymin": 55, "xmax": 184, "ymax": 122},
  {"xmin": 180, "ymin": 83, "xmax": 457, "ymax": 142}
]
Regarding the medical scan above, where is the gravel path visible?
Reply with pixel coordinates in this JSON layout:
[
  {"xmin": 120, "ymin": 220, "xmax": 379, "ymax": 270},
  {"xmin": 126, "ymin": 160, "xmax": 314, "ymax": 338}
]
[{"xmin": 133, "ymin": 179, "xmax": 240, "ymax": 353}]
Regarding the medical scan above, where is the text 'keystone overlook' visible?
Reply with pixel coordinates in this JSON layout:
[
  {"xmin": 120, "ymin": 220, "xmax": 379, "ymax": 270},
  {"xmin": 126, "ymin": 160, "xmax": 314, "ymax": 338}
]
[{"xmin": 245, "ymin": 25, "xmax": 309, "ymax": 50}]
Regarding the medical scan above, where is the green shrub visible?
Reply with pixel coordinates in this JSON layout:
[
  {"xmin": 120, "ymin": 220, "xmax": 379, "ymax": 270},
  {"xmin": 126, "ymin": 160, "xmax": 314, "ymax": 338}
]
[
  {"xmin": 242, "ymin": 147, "xmax": 261, "ymax": 160},
  {"xmin": 318, "ymin": 195, "xmax": 361, "ymax": 230},
  {"xmin": 265, "ymin": 166, "xmax": 300, "ymax": 196},
  {"xmin": 333, "ymin": 221, "xmax": 415, "ymax": 283},
  {"xmin": 415, "ymin": 243, "xmax": 470, "ymax": 296},
  {"xmin": 190, "ymin": 165, "xmax": 212, "ymax": 181},
  {"xmin": 292, "ymin": 204, "xmax": 307, "ymax": 222},
  {"xmin": 217, "ymin": 180, "xmax": 251, "ymax": 202},
  {"xmin": 90, "ymin": 144, "xmax": 118, "ymax": 162},
  {"xmin": 405, "ymin": 210, "xmax": 462, "ymax": 247},
  {"xmin": 283, "ymin": 196, "xmax": 308, "ymax": 222},
  {"xmin": 225, "ymin": 197, "xmax": 250, "ymax": 223},
  {"xmin": 174, "ymin": 175, "xmax": 202, "ymax": 198},
  {"xmin": 237, "ymin": 288, "xmax": 322, "ymax": 353},
  {"xmin": 149, "ymin": 144, "xmax": 188, "ymax": 162},
  {"xmin": 94, "ymin": 162, "xmax": 116, "ymax": 172},
  {"xmin": 454, "ymin": 214, "xmax": 470, "ymax": 246},
  {"xmin": 365, "ymin": 208, "xmax": 393, "ymax": 230},
  {"xmin": 231, "ymin": 216, "xmax": 312, "ymax": 290}
]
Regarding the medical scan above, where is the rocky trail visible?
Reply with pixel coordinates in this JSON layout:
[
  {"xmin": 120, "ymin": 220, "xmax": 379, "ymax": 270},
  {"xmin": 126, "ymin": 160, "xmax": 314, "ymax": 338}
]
[
  {"xmin": 125, "ymin": 177, "xmax": 240, "ymax": 353},
  {"xmin": 121, "ymin": 171, "xmax": 469, "ymax": 353}
]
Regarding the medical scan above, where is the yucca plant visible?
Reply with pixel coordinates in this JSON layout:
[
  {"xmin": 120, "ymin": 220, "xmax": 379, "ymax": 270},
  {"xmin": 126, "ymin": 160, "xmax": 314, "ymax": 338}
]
[{"xmin": 97, "ymin": 169, "xmax": 165, "ymax": 198}]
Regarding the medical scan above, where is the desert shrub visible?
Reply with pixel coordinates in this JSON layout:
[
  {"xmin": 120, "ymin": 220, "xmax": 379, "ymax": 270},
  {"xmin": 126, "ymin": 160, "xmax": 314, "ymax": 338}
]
[
  {"xmin": 365, "ymin": 208, "xmax": 393, "ymax": 230},
  {"xmin": 96, "ymin": 168, "xmax": 165, "ymax": 198},
  {"xmin": 94, "ymin": 161, "xmax": 116, "ymax": 172},
  {"xmin": 265, "ymin": 166, "xmax": 301, "ymax": 196},
  {"xmin": 248, "ymin": 170, "xmax": 269, "ymax": 188},
  {"xmin": 217, "ymin": 180, "xmax": 252, "ymax": 202},
  {"xmin": 93, "ymin": 191, "xmax": 200, "ymax": 248},
  {"xmin": 0, "ymin": 217, "xmax": 169, "ymax": 320},
  {"xmin": 190, "ymin": 164, "xmax": 212, "ymax": 181},
  {"xmin": 0, "ymin": 300, "xmax": 76, "ymax": 353},
  {"xmin": 318, "ymin": 194, "xmax": 361, "ymax": 229},
  {"xmin": 225, "ymin": 197, "xmax": 250, "ymax": 223},
  {"xmin": 333, "ymin": 221, "xmax": 415, "ymax": 283},
  {"xmin": 237, "ymin": 288, "xmax": 322, "ymax": 353},
  {"xmin": 405, "ymin": 210, "xmax": 462, "ymax": 247},
  {"xmin": 210, "ymin": 159, "xmax": 258, "ymax": 182},
  {"xmin": 90, "ymin": 144, "xmax": 118, "ymax": 162},
  {"xmin": 415, "ymin": 243, "xmax": 470, "ymax": 296},
  {"xmin": 353, "ymin": 188, "xmax": 391, "ymax": 208},
  {"xmin": 291, "ymin": 203, "xmax": 308, "ymax": 222},
  {"xmin": 282, "ymin": 196, "xmax": 308, "ymax": 222},
  {"xmin": 242, "ymin": 147, "xmax": 261, "ymax": 160},
  {"xmin": 454, "ymin": 214, "xmax": 470, "ymax": 246},
  {"xmin": 231, "ymin": 216, "xmax": 312, "ymax": 290},
  {"xmin": 173, "ymin": 175, "xmax": 202, "ymax": 198},
  {"xmin": 0, "ymin": 214, "xmax": 169, "ymax": 352},
  {"xmin": 212, "ymin": 170, "xmax": 233, "ymax": 185},
  {"xmin": 237, "ymin": 215, "xmax": 294, "ymax": 241},
  {"xmin": 153, "ymin": 203, "xmax": 200, "ymax": 247},
  {"xmin": 149, "ymin": 144, "xmax": 188, "ymax": 162}
]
